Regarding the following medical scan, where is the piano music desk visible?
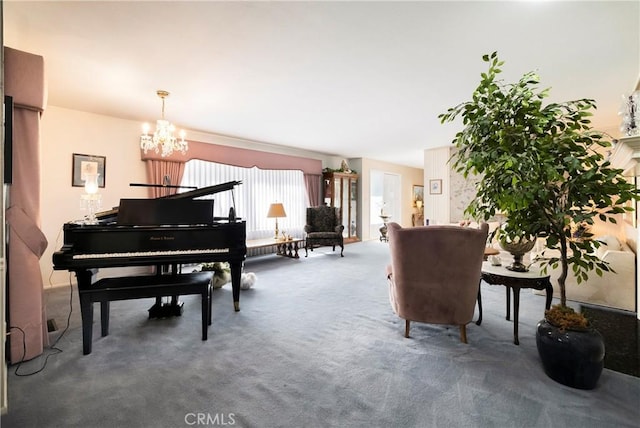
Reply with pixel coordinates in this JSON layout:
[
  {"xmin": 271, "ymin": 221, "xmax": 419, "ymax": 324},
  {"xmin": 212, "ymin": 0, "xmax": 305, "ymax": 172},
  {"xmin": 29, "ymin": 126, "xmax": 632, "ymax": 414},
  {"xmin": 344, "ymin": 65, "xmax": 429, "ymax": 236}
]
[{"xmin": 79, "ymin": 272, "xmax": 213, "ymax": 355}]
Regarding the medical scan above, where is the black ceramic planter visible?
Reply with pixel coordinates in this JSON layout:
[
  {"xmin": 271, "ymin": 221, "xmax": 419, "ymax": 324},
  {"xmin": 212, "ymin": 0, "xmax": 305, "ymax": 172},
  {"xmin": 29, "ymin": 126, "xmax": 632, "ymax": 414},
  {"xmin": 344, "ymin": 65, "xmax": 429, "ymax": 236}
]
[{"xmin": 536, "ymin": 319, "xmax": 605, "ymax": 390}]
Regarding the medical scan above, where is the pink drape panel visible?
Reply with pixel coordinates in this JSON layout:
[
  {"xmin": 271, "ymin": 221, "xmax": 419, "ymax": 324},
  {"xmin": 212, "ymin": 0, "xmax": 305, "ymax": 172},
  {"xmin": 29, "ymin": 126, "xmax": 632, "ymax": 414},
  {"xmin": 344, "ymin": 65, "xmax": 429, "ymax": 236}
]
[
  {"xmin": 304, "ymin": 174, "xmax": 322, "ymax": 207},
  {"xmin": 144, "ymin": 160, "xmax": 185, "ymax": 198},
  {"xmin": 4, "ymin": 47, "xmax": 48, "ymax": 363}
]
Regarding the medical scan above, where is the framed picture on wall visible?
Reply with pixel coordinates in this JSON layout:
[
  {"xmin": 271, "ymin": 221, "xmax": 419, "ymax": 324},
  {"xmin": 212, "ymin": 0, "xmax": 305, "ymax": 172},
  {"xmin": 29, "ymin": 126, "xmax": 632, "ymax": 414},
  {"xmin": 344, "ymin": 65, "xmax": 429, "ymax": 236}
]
[
  {"xmin": 429, "ymin": 179, "xmax": 442, "ymax": 195},
  {"xmin": 72, "ymin": 153, "xmax": 106, "ymax": 187},
  {"xmin": 412, "ymin": 185, "xmax": 424, "ymax": 207}
]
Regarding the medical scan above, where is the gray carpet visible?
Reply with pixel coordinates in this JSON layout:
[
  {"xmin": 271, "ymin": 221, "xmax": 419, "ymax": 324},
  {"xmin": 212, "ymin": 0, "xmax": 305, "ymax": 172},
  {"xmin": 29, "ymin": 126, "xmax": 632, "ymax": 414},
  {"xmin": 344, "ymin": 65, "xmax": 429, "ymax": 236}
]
[{"xmin": 2, "ymin": 240, "xmax": 639, "ymax": 428}]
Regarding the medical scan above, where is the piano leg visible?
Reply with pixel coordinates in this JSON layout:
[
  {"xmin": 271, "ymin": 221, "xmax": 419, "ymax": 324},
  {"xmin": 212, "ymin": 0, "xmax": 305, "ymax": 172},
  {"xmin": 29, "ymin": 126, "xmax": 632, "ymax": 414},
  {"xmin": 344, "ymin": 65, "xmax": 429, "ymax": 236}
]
[
  {"xmin": 75, "ymin": 269, "xmax": 98, "ymax": 355},
  {"xmin": 101, "ymin": 301, "xmax": 110, "ymax": 337},
  {"xmin": 148, "ymin": 267, "xmax": 185, "ymax": 318},
  {"xmin": 230, "ymin": 261, "xmax": 242, "ymax": 311},
  {"xmin": 202, "ymin": 284, "xmax": 210, "ymax": 340}
]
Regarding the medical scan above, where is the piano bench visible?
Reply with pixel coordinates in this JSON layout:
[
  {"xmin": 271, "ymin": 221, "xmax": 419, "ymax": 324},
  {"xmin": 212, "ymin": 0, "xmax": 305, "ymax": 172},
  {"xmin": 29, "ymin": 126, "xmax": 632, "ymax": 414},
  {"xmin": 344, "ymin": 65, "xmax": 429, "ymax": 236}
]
[{"xmin": 79, "ymin": 272, "xmax": 213, "ymax": 355}]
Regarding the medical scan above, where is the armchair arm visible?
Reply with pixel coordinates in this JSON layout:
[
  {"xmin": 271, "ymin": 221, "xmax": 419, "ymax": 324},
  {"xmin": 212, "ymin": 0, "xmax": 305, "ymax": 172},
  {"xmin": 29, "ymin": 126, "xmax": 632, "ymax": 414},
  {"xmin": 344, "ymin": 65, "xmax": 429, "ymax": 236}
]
[
  {"xmin": 304, "ymin": 225, "xmax": 314, "ymax": 233},
  {"xmin": 335, "ymin": 225, "xmax": 345, "ymax": 234}
]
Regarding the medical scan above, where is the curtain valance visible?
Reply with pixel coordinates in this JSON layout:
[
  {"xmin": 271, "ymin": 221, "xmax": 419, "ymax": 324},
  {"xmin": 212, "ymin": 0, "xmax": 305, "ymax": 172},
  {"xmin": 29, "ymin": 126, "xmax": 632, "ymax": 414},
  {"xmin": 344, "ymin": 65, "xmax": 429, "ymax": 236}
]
[{"xmin": 140, "ymin": 139, "xmax": 322, "ymax": 175}]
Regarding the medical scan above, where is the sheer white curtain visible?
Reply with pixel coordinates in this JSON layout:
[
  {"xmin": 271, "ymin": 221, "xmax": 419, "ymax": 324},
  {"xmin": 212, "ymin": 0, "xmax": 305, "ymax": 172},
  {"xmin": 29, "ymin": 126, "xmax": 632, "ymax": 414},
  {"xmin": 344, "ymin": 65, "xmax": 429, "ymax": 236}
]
[{"xmin": 181, "ymin": 160, "xmax": 307, "ymax": 240}]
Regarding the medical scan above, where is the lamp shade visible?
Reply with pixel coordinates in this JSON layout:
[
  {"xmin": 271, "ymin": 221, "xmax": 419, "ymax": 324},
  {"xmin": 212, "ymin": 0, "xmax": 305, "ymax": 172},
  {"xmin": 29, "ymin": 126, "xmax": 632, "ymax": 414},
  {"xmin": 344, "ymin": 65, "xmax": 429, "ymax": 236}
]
[
  {"xmin": 267, "ymin": 203, "xmax": 287, "ymax": 218},
  {"xmin": 84, "ymin": 173, "xmax": 100, "ymax": 195}
]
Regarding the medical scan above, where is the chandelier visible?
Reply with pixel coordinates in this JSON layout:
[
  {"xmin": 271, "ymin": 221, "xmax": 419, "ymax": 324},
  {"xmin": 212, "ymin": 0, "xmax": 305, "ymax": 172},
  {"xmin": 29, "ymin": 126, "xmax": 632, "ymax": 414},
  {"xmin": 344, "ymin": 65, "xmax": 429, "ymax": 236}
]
[{"xmin": 140, "ymin": 90, "xmax": 188, "ymax": 157}]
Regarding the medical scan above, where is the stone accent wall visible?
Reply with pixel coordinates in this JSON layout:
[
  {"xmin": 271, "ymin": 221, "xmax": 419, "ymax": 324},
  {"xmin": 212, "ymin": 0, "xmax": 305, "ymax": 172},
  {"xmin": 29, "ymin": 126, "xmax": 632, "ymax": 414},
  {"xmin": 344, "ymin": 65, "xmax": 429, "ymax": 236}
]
[{"xmin": 449, "ymin": 147, "xmax": 478, "ymax": 223}]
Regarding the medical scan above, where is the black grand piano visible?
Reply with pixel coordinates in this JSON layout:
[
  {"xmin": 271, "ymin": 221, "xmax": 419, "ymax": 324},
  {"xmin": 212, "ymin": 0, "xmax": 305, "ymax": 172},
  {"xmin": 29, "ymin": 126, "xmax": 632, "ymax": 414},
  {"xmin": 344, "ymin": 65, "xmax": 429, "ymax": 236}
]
[{"xmin": 53, "ymin": 181, "xmax": 247, "ymax": 352}]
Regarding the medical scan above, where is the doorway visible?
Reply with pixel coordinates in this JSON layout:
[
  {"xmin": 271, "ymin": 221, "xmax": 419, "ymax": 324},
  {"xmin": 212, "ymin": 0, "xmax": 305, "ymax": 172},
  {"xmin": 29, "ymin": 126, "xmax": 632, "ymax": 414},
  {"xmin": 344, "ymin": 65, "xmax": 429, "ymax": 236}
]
[{"xmin": 370, "ymin": 170, "xmax": 401, "ymax": 240}]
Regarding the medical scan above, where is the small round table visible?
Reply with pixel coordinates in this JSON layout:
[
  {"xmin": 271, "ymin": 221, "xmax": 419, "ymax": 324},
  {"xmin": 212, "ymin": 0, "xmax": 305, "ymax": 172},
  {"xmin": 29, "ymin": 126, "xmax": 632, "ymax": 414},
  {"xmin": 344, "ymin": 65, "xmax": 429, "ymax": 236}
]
[{"xmin": 477, "ymin": 261, "xmax": 553, "ymax": 345}]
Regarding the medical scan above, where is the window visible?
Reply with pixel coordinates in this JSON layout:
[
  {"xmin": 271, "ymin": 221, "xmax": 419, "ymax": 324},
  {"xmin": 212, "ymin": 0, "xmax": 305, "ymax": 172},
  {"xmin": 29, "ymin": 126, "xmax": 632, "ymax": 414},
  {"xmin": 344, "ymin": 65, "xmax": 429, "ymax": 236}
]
[
  {"xmin": 370, "ymin": 170, "xmax": 401, "ymax": 238},
  {"xmin": 181, "ymin": 160, "xmax": 307, "ymax": 240}
]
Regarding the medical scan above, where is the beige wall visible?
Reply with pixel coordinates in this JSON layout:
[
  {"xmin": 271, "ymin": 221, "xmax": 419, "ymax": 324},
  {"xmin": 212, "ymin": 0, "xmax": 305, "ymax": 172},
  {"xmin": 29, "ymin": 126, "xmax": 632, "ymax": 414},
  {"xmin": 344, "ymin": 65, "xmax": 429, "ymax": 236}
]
[
  {"xmin": 39, "ymin": 106, "xmax": 359, "ymax": 287},
  {"xmin": 423, "ymin": 146, "xmax": 451, "ymax": 224},
  {"xmin": 356, "ymin": 158, "xmax": 424, "ymax": 241},
  {"xmin": 41, "ymin": 107, "xmax": 153, "ymax": 287}
]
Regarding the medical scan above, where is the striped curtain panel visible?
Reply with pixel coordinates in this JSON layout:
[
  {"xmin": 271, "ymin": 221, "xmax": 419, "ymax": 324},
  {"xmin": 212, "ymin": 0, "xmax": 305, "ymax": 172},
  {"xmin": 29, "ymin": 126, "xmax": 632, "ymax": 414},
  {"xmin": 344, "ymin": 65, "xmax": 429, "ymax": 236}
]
[{"xmin": 181, "ymin": 159, "xmax": 307, "ymax": 241}]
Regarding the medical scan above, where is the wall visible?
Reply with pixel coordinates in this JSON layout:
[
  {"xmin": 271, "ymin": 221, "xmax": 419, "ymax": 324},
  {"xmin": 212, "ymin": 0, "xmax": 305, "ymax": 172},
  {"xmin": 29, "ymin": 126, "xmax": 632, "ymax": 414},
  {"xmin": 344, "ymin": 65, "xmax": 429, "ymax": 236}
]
[
  {"xmin": 356, "ymin": 158, "xmax": 423, "ymax": 241},
  {"xmin": 449, "ymin": 147, "xmax": 479, "ymax": 222},
  {"xmin": 423, "ymin": 146, "xmax": 451, "ymax": 224},
  {"xmin": 42, "ymin": 107, "xmax": 150, "ymax": 288},
  {"xmin": 41, "ymin": 106, "xmax": 342, "ymax": 287},
  {"xmin": 423, "ymin": 145, "xmax": 479, "ymax": 225}
]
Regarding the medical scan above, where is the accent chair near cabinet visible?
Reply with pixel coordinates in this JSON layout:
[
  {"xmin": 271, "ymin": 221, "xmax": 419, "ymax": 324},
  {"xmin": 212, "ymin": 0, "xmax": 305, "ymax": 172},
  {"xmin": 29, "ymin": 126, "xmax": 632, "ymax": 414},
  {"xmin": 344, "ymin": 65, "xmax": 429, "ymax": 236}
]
[
  {"xmin": 304, "ymin": 205, "xmax": 344, "ymax": 257},
  {"xmin": 386, "ymin": 222, "xmax": 489, "ymax": 343}
]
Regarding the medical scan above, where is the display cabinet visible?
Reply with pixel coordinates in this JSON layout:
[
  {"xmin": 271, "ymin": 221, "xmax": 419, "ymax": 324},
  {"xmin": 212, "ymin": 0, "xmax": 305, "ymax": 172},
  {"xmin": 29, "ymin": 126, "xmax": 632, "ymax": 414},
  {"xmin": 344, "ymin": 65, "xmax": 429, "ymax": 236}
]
[{"xmin": 323, "ymin": 171, "xmax": 359, "ymax": 242}]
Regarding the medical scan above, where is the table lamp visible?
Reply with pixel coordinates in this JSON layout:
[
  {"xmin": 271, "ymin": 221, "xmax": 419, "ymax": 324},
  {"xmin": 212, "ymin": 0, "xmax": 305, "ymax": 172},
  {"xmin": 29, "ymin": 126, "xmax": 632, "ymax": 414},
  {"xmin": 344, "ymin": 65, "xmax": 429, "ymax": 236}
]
[
  {"xmin": 267, "ymin": 203, "xmax": 287, "ymax": 239},
  {"xmin": 81, "ymin": 173, "xmax": 102, "ymax": 224}
]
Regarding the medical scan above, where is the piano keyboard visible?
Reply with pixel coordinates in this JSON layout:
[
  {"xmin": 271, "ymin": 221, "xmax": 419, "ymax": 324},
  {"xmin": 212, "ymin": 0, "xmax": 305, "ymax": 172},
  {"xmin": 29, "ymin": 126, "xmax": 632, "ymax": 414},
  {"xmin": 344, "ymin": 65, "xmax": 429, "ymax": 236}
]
[{"xmin": 72, "ymin": 248, "xmax": 230, "ymax": 259}]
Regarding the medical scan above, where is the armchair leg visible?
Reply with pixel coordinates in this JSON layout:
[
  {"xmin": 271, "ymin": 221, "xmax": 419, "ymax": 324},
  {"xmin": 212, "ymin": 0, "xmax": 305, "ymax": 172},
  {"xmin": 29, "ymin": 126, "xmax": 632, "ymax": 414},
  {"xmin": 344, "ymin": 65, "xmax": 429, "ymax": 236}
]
[
  {"xmin": 459, "ymin": 325, "xmax": 468, "ymax": 344},
  {"xmin": 405, "ymin": 319, "xmax": 410, "ymax": 338}
]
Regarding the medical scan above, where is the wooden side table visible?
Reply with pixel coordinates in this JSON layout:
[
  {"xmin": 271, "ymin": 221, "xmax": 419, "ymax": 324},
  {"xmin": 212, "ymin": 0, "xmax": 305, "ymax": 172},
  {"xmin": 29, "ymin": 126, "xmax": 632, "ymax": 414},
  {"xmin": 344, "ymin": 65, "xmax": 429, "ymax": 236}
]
[
  {"xmin": 246, "ymin": 238, "xmax": 304, "ymax": 259},
  {"xmin": 275, "ymin": 239, "xmax": 303, "ymax": 258},
  {"xmin": 477, "ymin": 261, "xmax": 553, "ymax": 345}
]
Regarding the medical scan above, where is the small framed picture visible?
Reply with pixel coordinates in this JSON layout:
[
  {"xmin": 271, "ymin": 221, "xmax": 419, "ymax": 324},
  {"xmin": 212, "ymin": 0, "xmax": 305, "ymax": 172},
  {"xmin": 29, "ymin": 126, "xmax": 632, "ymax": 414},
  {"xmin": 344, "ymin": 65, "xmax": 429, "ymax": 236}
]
[
  {"xmin": 429, "ymin": 179, "xmax": 442, "ymax": 195},
  {"xmin": 72, "ymin": 153, "xmax": 106, "ymax": 187},
  {"xmin": 412, "ymin": 185, "xmax": 424, "ymax": 207}
]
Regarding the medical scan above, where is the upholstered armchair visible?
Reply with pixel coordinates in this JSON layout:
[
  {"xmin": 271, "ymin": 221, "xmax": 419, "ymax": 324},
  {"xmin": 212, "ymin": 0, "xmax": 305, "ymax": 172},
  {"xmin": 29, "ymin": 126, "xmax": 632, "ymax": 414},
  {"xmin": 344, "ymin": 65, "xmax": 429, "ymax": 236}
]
[
  {"xmin": 386, "ymin": 222, "xmax": 488, "ymax": 343},
  {"xmin": 304, "ymin": 205, "xmax": 344, "ymax": 257}
]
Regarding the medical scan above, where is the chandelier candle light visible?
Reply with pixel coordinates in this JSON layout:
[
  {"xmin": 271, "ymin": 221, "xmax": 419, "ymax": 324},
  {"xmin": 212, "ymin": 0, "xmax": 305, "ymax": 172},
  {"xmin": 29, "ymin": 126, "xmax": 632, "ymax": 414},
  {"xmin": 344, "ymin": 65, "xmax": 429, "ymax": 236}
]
[
  {"xmin": 140, "ymin": 90, "xmax": 188, "ymax": 157},
  {"xmin": 267, "ymin": 203, "xmax": 287, "ymax": 240}
]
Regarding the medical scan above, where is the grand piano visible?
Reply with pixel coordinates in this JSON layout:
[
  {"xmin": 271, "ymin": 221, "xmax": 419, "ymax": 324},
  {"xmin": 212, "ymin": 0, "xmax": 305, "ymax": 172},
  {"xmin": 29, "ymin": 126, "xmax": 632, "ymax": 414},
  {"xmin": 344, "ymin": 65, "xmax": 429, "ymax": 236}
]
[{"xmin": 53, "ymin": 180, "xmax": 247, "ymax": 349}]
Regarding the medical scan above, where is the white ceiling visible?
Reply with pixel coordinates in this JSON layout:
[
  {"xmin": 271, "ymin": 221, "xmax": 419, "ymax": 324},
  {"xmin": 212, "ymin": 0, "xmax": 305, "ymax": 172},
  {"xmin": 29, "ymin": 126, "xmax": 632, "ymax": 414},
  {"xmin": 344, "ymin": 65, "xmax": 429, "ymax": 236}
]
[{"xmin": 4, "ymin": 1, "xmax": 639, "ymax": 168}]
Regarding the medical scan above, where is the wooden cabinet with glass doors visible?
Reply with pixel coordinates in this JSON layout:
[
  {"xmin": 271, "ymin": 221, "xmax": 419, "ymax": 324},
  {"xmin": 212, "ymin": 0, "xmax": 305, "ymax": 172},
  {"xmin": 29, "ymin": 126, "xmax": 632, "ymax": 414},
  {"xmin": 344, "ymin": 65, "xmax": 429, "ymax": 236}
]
[{"xmin": 322, "ymin": 171, "xmax": 359, "ymax": 242}]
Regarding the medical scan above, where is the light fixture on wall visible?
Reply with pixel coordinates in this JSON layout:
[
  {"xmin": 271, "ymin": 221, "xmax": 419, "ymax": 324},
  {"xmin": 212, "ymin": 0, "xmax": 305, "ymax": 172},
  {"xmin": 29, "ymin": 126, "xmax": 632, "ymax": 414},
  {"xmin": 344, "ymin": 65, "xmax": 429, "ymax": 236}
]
[
  {"xmin": 140, "ymin": 90, "xmax": 188, "ymax": 157},
  {"xmin": 267, "ymin": 203, "xmax": 287, "ymax": 239},
  {"xmin": 619, "ymin": 91, "xmax": 640, "ymax": 137}
]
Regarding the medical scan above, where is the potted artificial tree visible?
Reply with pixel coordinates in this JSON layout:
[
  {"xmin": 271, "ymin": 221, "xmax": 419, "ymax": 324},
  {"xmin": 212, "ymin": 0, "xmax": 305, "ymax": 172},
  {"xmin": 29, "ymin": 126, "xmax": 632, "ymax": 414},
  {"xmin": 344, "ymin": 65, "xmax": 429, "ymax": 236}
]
[{"xmin": 439, "ymin": 52, "xmax": 639, "ymax": 389}]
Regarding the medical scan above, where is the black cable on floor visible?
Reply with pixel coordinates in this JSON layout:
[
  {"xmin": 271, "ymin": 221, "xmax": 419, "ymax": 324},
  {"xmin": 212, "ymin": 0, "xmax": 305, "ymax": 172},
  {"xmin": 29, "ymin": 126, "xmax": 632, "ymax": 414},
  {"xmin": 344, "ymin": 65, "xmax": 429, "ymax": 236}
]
[{"xmin": 10, "ymin": 275, "xmax": 73, "ymax": 376}]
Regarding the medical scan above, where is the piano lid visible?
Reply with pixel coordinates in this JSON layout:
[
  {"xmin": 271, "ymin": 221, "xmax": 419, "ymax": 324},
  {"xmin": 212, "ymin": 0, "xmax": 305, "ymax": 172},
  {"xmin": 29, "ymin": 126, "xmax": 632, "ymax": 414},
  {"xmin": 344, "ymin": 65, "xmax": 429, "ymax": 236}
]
[
  {"xmin": 95, "ymin": 180, "xmax": 242, "ymax": 222},
  {"xmin": 160, "ymin": 180, "xmax": 242, "ymax": 200}
]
